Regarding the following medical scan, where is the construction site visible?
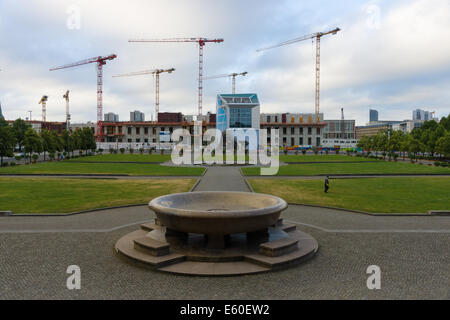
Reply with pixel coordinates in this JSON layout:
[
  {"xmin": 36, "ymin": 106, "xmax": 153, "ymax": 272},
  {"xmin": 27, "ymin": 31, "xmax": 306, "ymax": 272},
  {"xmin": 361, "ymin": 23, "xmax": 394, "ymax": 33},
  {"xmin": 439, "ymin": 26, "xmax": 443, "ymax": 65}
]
[{"xmin": 2, "ymin": 29, "xmax": 360, "ymax": 151}]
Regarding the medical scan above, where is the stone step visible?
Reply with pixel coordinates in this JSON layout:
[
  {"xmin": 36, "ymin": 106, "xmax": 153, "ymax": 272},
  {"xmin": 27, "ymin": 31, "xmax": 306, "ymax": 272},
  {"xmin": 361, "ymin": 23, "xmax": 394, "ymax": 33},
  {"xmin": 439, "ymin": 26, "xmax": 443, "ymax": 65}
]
[
  {"xmin": 116, "ymin": 230, "xmax": 186, "ymax": 268},
  {"xmin": 140, "ymin": 223, "xmax": 155, "ymax": 232},
  {"xmin": 272, "ymin": 218, "xmax": 283, "ymax": 227},
  {"xmin": 134, "ymin": 236, "xmax": 170, "ymax": 257},
  {"xmin": 259, "ymin": 238, "xmax": 299, "ymax": 257},
  {"xmin": 280, "ymin": 223, "xmax": 296, "ymax": 233},
  {"xmin": 245, "ymin": 238, "xmax": 318, "ymax": 269}
]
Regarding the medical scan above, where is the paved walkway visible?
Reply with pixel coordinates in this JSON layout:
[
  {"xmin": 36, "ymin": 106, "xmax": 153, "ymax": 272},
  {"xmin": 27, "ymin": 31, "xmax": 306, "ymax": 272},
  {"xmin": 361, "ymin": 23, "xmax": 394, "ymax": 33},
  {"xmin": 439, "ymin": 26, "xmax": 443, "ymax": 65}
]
[{"xmin": 0, "ymin": 166, "xmax": 449, "ymax": 299}]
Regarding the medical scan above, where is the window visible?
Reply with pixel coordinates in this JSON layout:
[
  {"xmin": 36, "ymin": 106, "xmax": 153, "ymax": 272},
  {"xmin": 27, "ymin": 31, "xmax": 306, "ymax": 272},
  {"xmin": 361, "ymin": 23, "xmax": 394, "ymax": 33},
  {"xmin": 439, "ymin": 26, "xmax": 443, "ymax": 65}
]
[
  {"xmin": 308, "ymin": 137, "xmax": 312, "ymax": 145},
  {"xmin": 316, "ymin": 137, "xmax": 321, "ymax": 146},
  {"xmin": 317, "ymin": 128, "xmax": 320, "ymax": 135},
  {"xmin": 127, "ymin": 139, "xmax": 132, "ymax": 142},
  {"xmin": 127, "ymin": 127, "xmax": 132, "ymax": 134},
  {"xmin": 230, "ymin": 107, "xmax": 252, "ymax": 128},
  {"xmin": 291, "ymin": 137, "xmax": 294, "ymax": 146},
  {"xmin": 136, "ymin": 139, "xmax": 140, "ymax": 143},
  {"xmin": 136, "ymin": 128, "xmax": 140, "ymax": 135},
  {"xmin": 267, "ymin": 116, "xmax": 270, "ymax": 122},
  {"xmin": 283, "ymin": 128, "xmax": 287, "ymax": 135},
  {"xmin": 291, "ymin": 127, "xmax": 295, "ymax": 135},
  {"xmin": 153, "ymin": 128, "xmax": 156, "ymax": 135},
  {"xmin": 144, "ymin": 127, "xmax": 148, "ymax": 134},
  {"xmin": 299, "ymin": 137, "xmax": 303, "ymax": 145},
  {"xmin": 308, "ymin": 127, "xmax": 312, "ymax": 135},
  {"xmin": 144, "ymin": 138, "xmax": 148, "ymax": 143},
  {"xmin": 283, "ymin": 137, "xmax": 286, "ymax": 145},
  {"xmin": 299, "ymin": 127, "xmax": 303, "ymax": 134},
  {"xmin": 275, "ymin": 116, "xmax": 278, "ymax": 123}
]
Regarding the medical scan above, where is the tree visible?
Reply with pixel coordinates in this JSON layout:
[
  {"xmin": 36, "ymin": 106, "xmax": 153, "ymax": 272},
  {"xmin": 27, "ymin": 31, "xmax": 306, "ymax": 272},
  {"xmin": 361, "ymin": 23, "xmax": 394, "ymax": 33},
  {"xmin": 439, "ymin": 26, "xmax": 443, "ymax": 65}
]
[
  {"xmin": 408, "ymin": 136, "xmax": 422, "ymax": 162},
  {"xmin": 40, "ymin": 129, "xmax": 55, "ymax": 161},
  {"xmin": 0, "ymin": 121, "xmax": 16, "ymax": 165},
  {"xmin": 23, "ymin": 128, "xmax": 43, "ymax": 163},
  {"xmin": 436, "ymin": 132, "xmax": 450, "ymax": 158},
  {"xmin": 12, "ymin": 119, "xmax": 31, "ymax": 152}
]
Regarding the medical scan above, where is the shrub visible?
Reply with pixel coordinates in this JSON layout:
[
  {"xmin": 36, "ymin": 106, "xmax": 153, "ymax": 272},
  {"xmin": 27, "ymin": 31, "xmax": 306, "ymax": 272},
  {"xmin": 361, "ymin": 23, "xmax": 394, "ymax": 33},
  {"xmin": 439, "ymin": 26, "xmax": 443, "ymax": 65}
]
[
  {"xmin": 120, "ymin": 148, "xmax": 125, "ymax": 154},
  {"xmin": 32, "ymin": 154, "xmax": 39, "ymax": 163},
  {"xmin": 301, "ymin": 149, "xmax": 306, "ymax": 155},
  {"xmin": 139, "ymin": 148, "xmax": 144, "ymax": 154},
  {"xmin": 434, "ymin": 161, "xmax": 441, "ymax": 167},
  {"xmin": 1, "ymin": 162, "xmax": 9, "ymax": 167},
  {"xmin": 66, "ymin": 156, "xmax": 71, "ymax": 159},
  {"xmin": 441, "ymin": 162, "xmax": 448, "ymax": 167},
  {"xmin": 160, "ymin": 149, "xmax": 164, "ymax": 155},
  {"xmin": 10, "ymin": 162, "xmax": 16, "ymax": 166},
  {"xmin": 295, "ymin": 150, "xmax": 298, "ymax": 156},
  {"xmin": 393, "ymin": 154, "xmax": 399, "ymax": 162},
  {"xmin": 325, "ymin": 149, "xmax": 329, "ymax": 155},
  {"xmin": 15, "ymin": 156, "xmax": 22, "ymax": 161},
  {"xmin": 63, "ymin": 152, "xmax": 68, "ymax": 157},
  {"xmin": 335, "ymin": 149, "xmax": 340, "ymax": 155},
  {"xmin": 49, "ymin": 152, "xmax": 55, "ymax": 160},
  {"xmin": 129, "ymin": 148, "xmax": 134, "ymax": 154}
]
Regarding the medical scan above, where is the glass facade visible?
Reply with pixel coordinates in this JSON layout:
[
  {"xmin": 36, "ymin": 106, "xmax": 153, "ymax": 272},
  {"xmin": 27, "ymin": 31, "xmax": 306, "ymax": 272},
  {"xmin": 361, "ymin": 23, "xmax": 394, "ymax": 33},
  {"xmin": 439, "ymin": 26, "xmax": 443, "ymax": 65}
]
[{"xmin": 230, "ymin": 107, "xmax": 252, "ymax": 128}]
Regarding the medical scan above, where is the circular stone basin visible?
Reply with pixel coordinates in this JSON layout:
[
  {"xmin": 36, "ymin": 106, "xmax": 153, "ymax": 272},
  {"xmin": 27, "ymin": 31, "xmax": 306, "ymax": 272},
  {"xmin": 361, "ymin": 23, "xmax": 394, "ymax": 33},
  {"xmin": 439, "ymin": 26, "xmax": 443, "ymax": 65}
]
[{"xmin": 149, "ymin": 191, "xmax": 288, "ymax": 236}]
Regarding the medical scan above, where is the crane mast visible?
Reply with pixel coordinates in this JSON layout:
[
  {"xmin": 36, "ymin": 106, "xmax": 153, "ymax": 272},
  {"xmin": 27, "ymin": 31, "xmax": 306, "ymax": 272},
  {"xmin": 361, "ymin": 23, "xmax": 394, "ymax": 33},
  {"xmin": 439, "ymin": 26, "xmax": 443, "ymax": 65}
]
[
  {"xmin": 50, "ymin": 54, "xmax": 117, "ymax": 142},
  {"xmin": 257, "ymin": 28, "xmax": 340, "ymax": 122},
  {"xmin": 63, "ymin": 90, "xmax": 70, "ymax": 130},
  {"xmin": 129, "ymin": 38, "xmax": 223, "ymax": 116},
  {"xmin": 38, "ymin": 95, "xmax": 48, "ymax": 122},
  {"xmin": 113, "ymin": 68, "xmax": 175, "ymax": 122}
]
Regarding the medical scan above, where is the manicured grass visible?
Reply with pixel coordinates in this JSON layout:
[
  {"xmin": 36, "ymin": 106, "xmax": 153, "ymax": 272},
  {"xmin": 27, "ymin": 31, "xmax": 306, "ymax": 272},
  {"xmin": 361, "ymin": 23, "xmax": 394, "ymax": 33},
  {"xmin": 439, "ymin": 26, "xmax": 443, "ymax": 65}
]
[
  {"xmin": 0, "ymin": 162, "xmax": 204, "ymax": 176},
  {"xmin": 279, "ymin": 154, "xmax": 376, "ymax": 162},
  {"xmin": 242, "ymin": 161, "xmax": 450, "ymax": 176},
  {"xmin": 249, "ymin": 177, "xmax": 450, "ymax": 213},
  {"xmin": 0, "ymin": 178, "xmax": 196, "ymax": 214},
  {"xmin": 69, "ymin": 153, "xmax": 171, "ymax": 162}
]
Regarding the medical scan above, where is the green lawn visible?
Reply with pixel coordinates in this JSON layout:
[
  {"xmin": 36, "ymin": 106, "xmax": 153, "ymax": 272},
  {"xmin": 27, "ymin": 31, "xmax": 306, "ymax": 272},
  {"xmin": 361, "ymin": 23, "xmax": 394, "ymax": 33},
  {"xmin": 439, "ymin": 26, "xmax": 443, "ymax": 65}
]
[
  {"xmin": 279, "ymin": 155, "xmax": 377, "ymax": 162},
  {"xmin": 242, "ymin": 161, "xmax": 450, "ymax": 176},
  {"xmin": 69, "ymin": 153, "xmax": 171, "ymax": 162},
  {"xmin": 0, "ymin": 162, "xmax": 205, "ymax": 176},
  {"xmin": 249, "ymin": 177, "xmax": 450, "ymax": 213},
  {"xmin": 0, "ymin": 178, "xmax": 196, "ymax": 214}
]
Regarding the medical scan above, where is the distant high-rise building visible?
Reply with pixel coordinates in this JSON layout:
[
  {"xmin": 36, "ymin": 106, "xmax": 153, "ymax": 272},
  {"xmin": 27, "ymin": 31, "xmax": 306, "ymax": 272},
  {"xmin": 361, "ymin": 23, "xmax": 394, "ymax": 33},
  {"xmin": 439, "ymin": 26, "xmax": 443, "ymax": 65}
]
[
  {"xmin": 130, "ymin": 110, "xmax": 145, "ymax": 122},
  {"xmin": 104, "ymin": 112, "xmax": 119, "ymax": 122},
  {"xmin": 413, "ymin": 109, "xmax": 432, "ymax": 121},
  {"xmin": 369, "ymin": 109, "xmax": 378, "ymax": 122}
]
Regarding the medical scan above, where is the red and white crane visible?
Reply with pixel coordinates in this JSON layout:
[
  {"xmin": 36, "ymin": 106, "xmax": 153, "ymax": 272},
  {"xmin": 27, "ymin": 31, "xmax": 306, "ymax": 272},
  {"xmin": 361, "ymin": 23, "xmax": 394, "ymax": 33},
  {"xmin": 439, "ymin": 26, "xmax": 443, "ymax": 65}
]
[
  {"xmin": 257, "ymin": 28, "xmax": 340, "ymax": 122},
  {"xmin": 113, "ymin": 68, "xmax": 175, "ymax": 122},
  {"xmin": 38, "ymin": 95, "xmax": 48, "ymax": 122},
  {"xmin": 50, "ymin": 54, "xmax": 117, "ymax": 141},
  {"xmin": 203, "ymin": 72, "xmax": 248, "ymax": 94},
  {"xmin": 129, "ymin": 38, "xmax": 224, "ymax": 116}
]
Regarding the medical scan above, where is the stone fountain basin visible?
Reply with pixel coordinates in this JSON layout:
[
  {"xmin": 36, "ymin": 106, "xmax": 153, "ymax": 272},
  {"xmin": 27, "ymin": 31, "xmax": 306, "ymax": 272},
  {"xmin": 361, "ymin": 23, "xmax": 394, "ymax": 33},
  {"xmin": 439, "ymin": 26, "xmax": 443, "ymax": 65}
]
[{"xmin": 149, "ymin": 191, "xmax": 288, "ymax": 235}]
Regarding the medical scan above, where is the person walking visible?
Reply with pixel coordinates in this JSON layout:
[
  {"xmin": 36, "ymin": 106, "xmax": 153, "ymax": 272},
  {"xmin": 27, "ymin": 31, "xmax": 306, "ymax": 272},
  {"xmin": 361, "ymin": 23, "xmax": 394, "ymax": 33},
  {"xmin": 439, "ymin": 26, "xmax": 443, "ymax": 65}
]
[{"xmin": 324, "ymin": 176, "xmax": 330, "ymax": 193}]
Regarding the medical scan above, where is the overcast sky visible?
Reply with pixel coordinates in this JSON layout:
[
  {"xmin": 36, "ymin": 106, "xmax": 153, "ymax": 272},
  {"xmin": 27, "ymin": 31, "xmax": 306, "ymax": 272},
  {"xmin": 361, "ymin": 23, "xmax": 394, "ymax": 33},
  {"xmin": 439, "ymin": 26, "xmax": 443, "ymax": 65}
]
[{"xmin": 0, "ymin": 0, "xmax": 449, "ymax": 125}]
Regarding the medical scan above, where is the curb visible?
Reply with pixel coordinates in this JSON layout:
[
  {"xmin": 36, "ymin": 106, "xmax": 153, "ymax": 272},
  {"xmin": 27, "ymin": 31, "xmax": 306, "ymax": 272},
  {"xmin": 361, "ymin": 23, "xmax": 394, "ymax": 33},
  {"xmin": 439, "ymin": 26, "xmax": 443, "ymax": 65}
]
[
  {"xmin": 0, "ymin": 211, "xmax": 12, "ymax": 216},
  {"xmin": 286, "ymin": 202, "xmax": 437, "ymax": 216},
  {"xmin": 5, "ymin": 204, "xmax": 148, "ymax": 217}
]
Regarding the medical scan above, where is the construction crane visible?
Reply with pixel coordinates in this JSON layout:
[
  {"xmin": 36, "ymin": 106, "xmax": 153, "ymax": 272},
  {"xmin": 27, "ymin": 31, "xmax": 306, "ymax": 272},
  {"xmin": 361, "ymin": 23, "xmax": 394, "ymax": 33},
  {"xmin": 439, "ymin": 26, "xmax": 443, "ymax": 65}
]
[
  {"xmin": 203, "ymin": 72, "xmax": 248, "ymax": 94},
  {"xmin": 39, "ymin": 95, "xmax": 48, "ymax": 122},
  {"xmin": 129, "ymin": 38, "xmax": 224, "ymax": 116},
  {"xmin": 257, "ymin": 28, "xmax": 340, "ymax": 122},
  {"xmin": 50, "ymin": 54, "xmax": 117, "ymax": 141},
  {"xmin": 63, "ymin": 90, "xmax": 70, "ymax": 130},
  {"xmin": 113, "ymin": 68, "xmax": 175, "ymax": 122},
  {"xmin": 341, "ymin": 107, "xmax": 345, "ymax": 139}
]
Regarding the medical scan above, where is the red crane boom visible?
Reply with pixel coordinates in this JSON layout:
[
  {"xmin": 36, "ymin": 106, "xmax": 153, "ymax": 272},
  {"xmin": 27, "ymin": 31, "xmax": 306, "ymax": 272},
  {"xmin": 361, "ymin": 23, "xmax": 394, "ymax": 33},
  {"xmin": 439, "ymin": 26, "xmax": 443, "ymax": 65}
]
[
  {"xmin": 129, "ymin": 38, "xmax": 223, "ymax": 116},
  {"xmin": 50, "ymin": 54, "xmax": 117, "ymax": 141}
]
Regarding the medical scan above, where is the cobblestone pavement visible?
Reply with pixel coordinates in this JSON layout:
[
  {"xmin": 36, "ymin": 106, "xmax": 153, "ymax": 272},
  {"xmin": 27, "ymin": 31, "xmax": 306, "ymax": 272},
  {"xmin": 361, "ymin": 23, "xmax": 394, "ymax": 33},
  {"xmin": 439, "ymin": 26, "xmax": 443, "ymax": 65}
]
[{"xmin": 0, "ymin": 166, "xmax": 449, "ymax": 299}]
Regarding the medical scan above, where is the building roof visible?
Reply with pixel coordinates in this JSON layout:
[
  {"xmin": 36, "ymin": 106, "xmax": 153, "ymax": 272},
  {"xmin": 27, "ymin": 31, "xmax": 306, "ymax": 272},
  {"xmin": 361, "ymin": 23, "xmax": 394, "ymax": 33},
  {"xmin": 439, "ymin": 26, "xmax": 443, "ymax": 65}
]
[{"xmin": 217, "ymin": 93, "xmax": 259, "ymax": 105}]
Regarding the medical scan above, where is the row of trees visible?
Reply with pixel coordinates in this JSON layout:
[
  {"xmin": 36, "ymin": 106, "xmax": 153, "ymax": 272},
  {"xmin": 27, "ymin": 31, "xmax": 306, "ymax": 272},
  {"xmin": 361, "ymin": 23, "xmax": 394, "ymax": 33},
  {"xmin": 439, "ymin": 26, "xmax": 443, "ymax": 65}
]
[
  {"xmin": 0, "ymin": 118, "xmax": 96, "ymax": 164},
  {"xmin": 357, "ymin": 115, "xmax": 450, "ymax": 160}
]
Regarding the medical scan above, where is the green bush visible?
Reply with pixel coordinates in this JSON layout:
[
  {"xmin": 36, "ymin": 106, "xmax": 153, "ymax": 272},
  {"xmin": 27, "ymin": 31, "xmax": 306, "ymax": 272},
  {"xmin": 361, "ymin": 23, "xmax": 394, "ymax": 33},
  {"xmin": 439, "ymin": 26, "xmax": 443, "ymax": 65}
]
[
  {"xmin": 301, "ymin": 149, "xmax": 306, "ymax": 155},
  {"xmin": 10, "ymin": 162, "xmax": 16, "ymax": 166},
  {"xmin": 15, "ymin": 156, "xmax": 22, "ymax": 161},
  {"xmin": 139, "ymin": 148, "xmax": 144, "ymax": 154},
  {"xmin": 1, "ymin": 162, "xmax": 9, "ymax": 167},
  {"xmin": 129, "ymin": 148, "xmax": 134, "ymax": 154},
  {"xmin": 441, "ymin": 162, "xmax": 448, "ymax": 167},
  {"xmin": 335, "ymin": 149, "xmax": 340, "ymax": 154},
  {"xmin": 434, "ymin": 161, "xmax": 441, "ymax": 167},
  {"xmin": 32, "ymin": 154, "xmax": 39, "ymax": 163},
  {"xmin": 120, "ymin": 148, "xmax": 125, "ymax": 154}
]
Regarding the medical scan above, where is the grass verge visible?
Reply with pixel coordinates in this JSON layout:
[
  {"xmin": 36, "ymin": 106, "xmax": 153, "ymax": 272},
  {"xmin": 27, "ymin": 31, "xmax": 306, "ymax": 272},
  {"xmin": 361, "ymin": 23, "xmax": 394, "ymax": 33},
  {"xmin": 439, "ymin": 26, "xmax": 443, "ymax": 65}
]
[
  {"xmin": 0, "ymin": 162, "xmax": 204, "ymax": 176},
  {"xmin": 248, "ymin": 177, "xmax": 450, "ymax": 213},
  {"xmin": 0, "ymin": 178, "xmax": 196, "ymax": 214},
  {"xmin": 242, "ymin": 161, "xmax": 450, "ymax": 176}
]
